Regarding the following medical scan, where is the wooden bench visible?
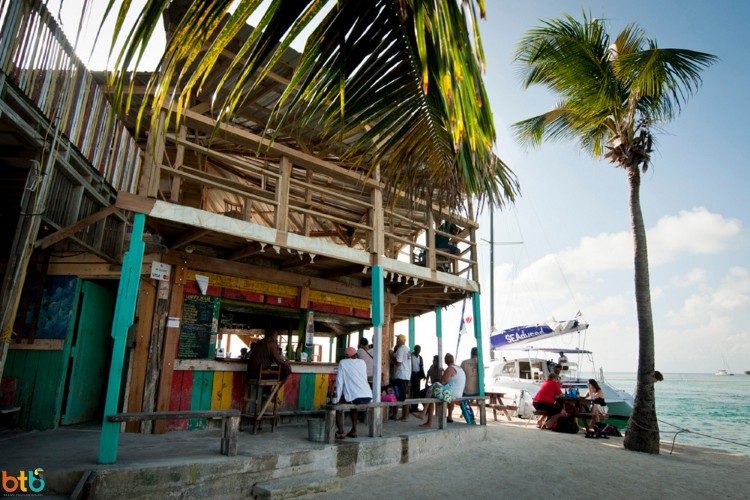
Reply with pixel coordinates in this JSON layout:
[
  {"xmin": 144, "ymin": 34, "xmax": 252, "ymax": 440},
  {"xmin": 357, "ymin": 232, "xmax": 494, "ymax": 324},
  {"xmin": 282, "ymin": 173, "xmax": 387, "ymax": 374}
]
[
  {"xmin": 107, "ymin": 410, "xmax": 240, "ymax": 456},
  {"xmin": 323, "ymin": 396, "xmax": 487, "ymax": 444}
]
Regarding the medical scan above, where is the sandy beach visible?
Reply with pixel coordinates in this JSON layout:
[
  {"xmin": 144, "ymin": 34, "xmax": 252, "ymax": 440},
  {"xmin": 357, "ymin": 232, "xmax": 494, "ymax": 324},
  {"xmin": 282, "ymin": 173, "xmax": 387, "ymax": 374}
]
[{"xmin": 307, "ymin": 417, "xmax": 749, "ymax": 500}]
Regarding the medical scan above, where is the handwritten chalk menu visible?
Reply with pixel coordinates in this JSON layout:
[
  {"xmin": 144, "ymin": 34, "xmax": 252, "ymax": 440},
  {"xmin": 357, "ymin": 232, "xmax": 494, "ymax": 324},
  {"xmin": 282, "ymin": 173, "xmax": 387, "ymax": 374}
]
[{"xmin": 178, "ymin": 295, "xmax": 219, "ymax": 359}]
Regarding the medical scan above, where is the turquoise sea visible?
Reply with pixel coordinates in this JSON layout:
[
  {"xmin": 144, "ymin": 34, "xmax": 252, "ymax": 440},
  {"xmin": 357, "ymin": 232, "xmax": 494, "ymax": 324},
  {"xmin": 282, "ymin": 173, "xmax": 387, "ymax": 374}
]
[{"xmin": 602, "ymin": 372, "xmax": 750, "ymax": 455}]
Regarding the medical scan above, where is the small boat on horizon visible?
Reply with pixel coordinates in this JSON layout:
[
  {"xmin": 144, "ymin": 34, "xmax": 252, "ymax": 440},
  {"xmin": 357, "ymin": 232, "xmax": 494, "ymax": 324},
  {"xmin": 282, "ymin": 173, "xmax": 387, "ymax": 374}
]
[
  {"xmin": 745, "ymin": 370, "xmax": 750, "ymax": 375},
  {"xmin": 716, "ymin": 354, "xmax": 735, "ymax": 376}
]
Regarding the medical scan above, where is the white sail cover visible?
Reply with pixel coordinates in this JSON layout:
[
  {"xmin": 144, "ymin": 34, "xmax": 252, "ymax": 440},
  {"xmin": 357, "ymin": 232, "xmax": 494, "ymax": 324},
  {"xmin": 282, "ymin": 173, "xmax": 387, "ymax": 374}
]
[{"xmin": 490, "ymin": 319, "xmax": 589, "ymax": 349}]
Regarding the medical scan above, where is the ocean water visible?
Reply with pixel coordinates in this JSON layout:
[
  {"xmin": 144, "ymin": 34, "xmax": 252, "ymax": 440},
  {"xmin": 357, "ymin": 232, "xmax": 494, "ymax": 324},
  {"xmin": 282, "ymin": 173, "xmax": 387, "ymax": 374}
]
[{"xmin": 602, "ymin": 372, "xmax": 750, "ymax": 455}]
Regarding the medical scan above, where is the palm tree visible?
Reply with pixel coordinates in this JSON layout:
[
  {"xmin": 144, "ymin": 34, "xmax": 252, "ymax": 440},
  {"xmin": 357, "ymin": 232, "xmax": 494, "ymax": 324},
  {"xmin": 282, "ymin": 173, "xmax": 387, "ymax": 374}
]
[
  {"xmin": 513, "ymin": 14, "xmax": 716, "ymax": 453},
  {"xmin": 100, "ymin": 0, "xmax": 518, "ymax": 209}
]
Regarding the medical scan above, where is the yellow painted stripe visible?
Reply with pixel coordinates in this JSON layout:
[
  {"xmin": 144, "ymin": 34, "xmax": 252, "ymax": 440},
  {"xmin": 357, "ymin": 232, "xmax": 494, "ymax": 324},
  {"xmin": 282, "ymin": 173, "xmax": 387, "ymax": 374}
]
[
  {"xmin": 312, "ymin": 373, "xmax": 329, "ymax": 409},
  {"xmin": 211, "ymin": 371, "xmax": 233, "ymax": 410},
  {"xmin": 185, "ymin": 270, "xmax": 298, "ymax": 298},
  {"xmin": 309, "ymin": 290, "xmax": 370, "ymax": 309}
]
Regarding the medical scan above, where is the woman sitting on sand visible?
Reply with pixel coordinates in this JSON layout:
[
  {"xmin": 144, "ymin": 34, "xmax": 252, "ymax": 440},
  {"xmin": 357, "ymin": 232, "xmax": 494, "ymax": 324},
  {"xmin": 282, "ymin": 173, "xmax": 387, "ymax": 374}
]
[{"xmin": 586, "ymin": 379, "xmax": 608, "ymax": 429}]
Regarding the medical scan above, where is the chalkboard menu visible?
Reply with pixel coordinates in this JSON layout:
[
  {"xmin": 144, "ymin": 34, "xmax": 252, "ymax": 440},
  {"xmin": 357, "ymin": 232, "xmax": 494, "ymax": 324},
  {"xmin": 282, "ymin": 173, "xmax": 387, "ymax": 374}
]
[{"xmin": 178, "ymin": 295, "xmax": 218, "ymax": 359}]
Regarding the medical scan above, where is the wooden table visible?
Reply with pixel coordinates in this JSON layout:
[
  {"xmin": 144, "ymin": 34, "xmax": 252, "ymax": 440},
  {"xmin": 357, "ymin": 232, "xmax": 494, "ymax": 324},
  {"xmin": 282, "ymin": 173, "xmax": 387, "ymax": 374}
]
[{"xmin": 485, "ymin": 391, "xmax": 515, "ymax": 422}]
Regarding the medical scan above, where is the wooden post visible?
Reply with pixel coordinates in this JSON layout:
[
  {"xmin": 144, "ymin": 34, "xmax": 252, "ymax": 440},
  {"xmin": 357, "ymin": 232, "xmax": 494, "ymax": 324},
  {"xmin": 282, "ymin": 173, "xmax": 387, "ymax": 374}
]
[
  {"xmin": 325, "ymin": 408, "xmax": 336, "ymax": 444},
  {"xmin": 275, "ymin": 156, "xmax": 292, "ymax": 232},
  {"xmin": 124, "ymin": 281, "xmax": 156, "ymax": 433},
  {"xmin": 98, "ymin": 213, "xmax": 146, "ymax": 464},
  {"xmin": 468, "ymin": 201, "xmax": 478, "ymax": 279},
  {"xmin": 153, "ymin": 265, "xmax": 187, "ymax": 433},
  {"xmin": 426, "ymin": 209, "xmax": 436, "ymax": 270},
  {"xmin": 140, "ymin": 279, "xmax": 170, "ymax": 433},
  {"xmin": 472, "ymin": 291, "xmax": 485, "ymax": 397},
  {"xmin": 370, "ymin": 166, "xmax": 384, "ymax": 256},
  {"xmin": 221, "ymin": 415, "xmax": 239, "ymax": 456},
  {"xmin": 303, "ymin": 168, "xmax": 313, "ymax": 236},
  {"xmin": 169, "ymin": 125, "xmax": 187, "ymax": 202},
  {"xmin": 139, "ymin": 111, "xmax": 166, "ymax": 198}
]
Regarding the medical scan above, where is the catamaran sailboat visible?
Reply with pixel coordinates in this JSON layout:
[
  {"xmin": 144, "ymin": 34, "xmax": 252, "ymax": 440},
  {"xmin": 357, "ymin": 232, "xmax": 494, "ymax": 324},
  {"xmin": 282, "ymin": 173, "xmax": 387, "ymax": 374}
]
[{"xmin": 485, "ymin": 319, "xmax": 634, "ymax": 426}]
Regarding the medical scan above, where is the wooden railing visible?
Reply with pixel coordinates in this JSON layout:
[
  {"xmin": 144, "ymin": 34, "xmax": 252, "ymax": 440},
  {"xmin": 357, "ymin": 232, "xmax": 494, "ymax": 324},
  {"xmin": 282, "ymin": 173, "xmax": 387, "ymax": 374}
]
[{"xmin": 0, "ymin": 0, "xmax": 141, "ymax": 193}]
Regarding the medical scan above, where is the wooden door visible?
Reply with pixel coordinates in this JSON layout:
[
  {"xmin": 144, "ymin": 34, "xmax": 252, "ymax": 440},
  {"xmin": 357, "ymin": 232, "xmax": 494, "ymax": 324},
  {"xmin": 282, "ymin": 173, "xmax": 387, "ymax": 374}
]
[{"xmin": 61, "ymin": 281, "xmax": 115, "ymax": 425}]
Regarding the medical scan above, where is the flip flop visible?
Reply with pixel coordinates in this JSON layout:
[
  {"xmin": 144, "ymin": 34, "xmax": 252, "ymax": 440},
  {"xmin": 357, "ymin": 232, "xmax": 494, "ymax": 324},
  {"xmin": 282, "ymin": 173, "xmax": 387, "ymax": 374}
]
[
  {"xmin": 346, "ymin": 431, "xmax": 357, "ymax": 438},
  {"xmin": 335, "ymin": 432, "xmax": 346, "ymax": 440}
]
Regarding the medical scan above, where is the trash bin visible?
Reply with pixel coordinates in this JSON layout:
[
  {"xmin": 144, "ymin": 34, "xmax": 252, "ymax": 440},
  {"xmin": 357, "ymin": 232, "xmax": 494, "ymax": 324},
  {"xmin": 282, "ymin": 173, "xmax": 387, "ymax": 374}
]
[{"xmin": 307, "ymin": 418, "xmax": 326, "ymax": 443}]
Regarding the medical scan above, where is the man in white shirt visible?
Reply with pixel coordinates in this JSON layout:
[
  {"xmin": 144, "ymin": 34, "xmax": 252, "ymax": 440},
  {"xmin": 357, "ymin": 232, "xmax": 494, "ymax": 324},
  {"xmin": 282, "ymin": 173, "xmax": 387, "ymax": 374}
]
[
  {"xmin": 334, "ymin": 346, "xmax": 372, "ymax": 439},
  {"xmin": 391, "ymin": 334, "xmax": 411, "ymax": 420},
  {"xmin": 356, "ymin": 337, "xmax": 374, "ymax": 382}
]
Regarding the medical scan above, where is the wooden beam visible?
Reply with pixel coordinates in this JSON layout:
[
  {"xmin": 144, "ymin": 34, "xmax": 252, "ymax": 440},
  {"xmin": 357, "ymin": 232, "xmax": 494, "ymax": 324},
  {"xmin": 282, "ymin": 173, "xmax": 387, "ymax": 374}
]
[
  {"xmin": 323, "ymin": 264, "xmax": 366, "ymax": 280},
  {"xmin": 161, "ymin": 251, "xmax": 397, "ymax": 304},
  {"xmin": 35, "ymin": 205, "xmax": 118, "ymax": 249},
  {"xmin": 116, "ymin": 192, "xmax": 156, "ymax": 214},
  {"xmin": 169, "ymin": 228, "xmax": 212, "ymax": 251},
  {"xmin": 227, "ymin": 242, "xmax": 263, "ymax": 261},
  {"xmin": 275, "ymin": 156, "xmax": 292, "ymax": 232}
]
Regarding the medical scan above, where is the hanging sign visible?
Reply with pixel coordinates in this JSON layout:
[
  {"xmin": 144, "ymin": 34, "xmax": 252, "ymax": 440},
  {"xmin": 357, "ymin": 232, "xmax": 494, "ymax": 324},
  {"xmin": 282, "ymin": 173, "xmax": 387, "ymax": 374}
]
[
  {"xmin": 150, "ymin": 261, "xmax": 172, "ymax": 281},
  {"xmin": 195, "ymin": 274, "xmax": 209, "ymax": 295}
]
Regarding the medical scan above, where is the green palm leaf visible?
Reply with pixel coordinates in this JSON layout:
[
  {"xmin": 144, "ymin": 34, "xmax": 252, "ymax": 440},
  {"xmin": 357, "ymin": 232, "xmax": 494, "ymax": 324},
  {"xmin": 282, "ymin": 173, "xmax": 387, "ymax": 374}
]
[{"xmin": 102, "ymin": 0, "xmax": 518, "ymax": 209}]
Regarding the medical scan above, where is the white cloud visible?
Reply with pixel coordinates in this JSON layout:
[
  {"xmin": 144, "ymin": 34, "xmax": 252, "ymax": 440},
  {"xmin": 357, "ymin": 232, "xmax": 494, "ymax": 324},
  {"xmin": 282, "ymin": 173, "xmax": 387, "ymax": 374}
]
[
  {"xmin": 648, "ymin": 208, "xmax": 742, "ymax": 265},
  {"xmin": 667, "ymin": 266, "xmax": 750, "ymax": 325},
  {"xmin": 672, "ymin": 268, "xmax": 707, "ymax": 287},
  {"xmin": 591, "ymin": 294, "xmax": 632, "ymax": 317}
]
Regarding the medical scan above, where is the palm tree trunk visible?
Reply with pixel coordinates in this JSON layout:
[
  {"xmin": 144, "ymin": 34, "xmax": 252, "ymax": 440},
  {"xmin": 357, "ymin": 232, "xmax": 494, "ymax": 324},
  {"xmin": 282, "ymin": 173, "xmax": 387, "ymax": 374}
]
[{"xmin": 623, "ymin": 165, "xmax": 660, "ymax": 454}]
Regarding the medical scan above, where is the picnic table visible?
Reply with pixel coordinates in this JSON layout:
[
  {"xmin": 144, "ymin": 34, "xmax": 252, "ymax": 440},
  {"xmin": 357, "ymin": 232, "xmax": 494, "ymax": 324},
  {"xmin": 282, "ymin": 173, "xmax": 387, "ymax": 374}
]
[{"xmin": 485, "ymin": 391, "xmax": 516, "ymax": 421}]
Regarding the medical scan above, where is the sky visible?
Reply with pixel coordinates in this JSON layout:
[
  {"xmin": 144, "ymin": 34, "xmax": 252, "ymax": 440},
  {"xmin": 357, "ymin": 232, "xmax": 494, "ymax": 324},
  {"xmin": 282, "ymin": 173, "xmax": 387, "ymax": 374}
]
[{"xmin": 51, "ymin": 0, "xmax": 750, "ymax": 374}]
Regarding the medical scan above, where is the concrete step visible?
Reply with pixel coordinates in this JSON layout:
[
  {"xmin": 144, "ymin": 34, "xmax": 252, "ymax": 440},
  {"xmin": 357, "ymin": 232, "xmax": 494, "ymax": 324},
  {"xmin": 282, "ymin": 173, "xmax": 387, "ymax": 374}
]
[{"xmin": 252, "ymin": 473, "xmax": 340, "ymax": 499}]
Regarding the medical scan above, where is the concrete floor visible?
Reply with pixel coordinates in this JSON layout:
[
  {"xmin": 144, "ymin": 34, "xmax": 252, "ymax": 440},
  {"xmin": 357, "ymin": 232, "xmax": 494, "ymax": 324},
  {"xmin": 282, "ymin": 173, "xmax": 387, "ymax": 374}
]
[{"xmin": 0, "ymin": 411, "xmax": 484, "ymax": 498}]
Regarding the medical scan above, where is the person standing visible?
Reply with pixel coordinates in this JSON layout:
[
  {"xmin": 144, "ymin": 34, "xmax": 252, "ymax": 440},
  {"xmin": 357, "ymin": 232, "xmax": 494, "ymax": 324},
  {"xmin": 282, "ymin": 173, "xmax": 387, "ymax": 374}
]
[
  {"xmin": 391, "ymin": 334, "xmax": 411, "ymax": 420},
  {"xmin": 460, "ymin": 347, "xmax": 479, "ymax": 396},
  {"xmin": 334, "ymin": 346, "xmax": 372, "ymax": 439},
  {"xmin": 409, "ymin": 345, "xmax": 425, "ymax": 411},
  {"xmin": 356, "ymin": 337, "xmax": 374, "ymax": 383}
]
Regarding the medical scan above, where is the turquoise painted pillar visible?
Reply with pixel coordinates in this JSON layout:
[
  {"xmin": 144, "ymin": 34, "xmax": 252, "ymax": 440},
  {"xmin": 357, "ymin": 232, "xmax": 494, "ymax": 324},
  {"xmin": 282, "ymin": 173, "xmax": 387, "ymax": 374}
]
[
  {"xmin": 98, "ymin": 213, "xmax": 146, "ymax": 464},
  {"xmin": 371, "ymin": 265, "xmax": 384, "ymax": 401},
  {"xmin": 329, "ymin": 337, "xmax": 334, "ymax": 363},
  {"xmin": 408, "ymin": 315, "xmax": 415, "ymax": 349},
  {"xmin": 435, "ymin": 306, "xmax": 442, "ymax": 367},
  {"xmin": 472, "ymin": 291, "xmax": 485, "ymax": 397}
]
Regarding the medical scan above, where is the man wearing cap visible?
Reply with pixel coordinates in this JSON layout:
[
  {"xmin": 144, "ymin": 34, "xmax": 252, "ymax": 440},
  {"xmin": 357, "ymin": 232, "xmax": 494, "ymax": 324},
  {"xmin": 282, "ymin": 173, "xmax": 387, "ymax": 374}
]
[
  {"xmin": 334, "ymin": 346, "xmax": 372, "ymax": 439},
  {"xmin": 391, "ymin": 334, "xmax": 411, "ymax": 420}
]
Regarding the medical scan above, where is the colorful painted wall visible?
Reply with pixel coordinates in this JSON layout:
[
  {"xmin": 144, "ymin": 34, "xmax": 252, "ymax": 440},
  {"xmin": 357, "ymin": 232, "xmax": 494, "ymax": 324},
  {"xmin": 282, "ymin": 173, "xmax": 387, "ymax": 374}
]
[
  {"xmin": 165, "ymin": 370, "xmax": 334, "ymax": 431},
  {"xmin": 3, "ymin": 276, "xmax": 80, "ymax": 429}
]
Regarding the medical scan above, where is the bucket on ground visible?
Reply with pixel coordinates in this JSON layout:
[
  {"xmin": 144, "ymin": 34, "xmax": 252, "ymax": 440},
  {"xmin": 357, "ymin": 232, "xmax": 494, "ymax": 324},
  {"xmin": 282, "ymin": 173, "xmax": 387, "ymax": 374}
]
[{"xmin": 307, "ymin": 418, "xmax": 326, "ymax": 442}]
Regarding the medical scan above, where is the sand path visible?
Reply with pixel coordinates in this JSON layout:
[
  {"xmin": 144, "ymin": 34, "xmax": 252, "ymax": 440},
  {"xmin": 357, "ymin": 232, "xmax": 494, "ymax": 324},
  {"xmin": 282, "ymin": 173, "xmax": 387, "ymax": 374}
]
[{"xmin": 307, "ymin": 419, "xmax": 748, "ymax": 499}]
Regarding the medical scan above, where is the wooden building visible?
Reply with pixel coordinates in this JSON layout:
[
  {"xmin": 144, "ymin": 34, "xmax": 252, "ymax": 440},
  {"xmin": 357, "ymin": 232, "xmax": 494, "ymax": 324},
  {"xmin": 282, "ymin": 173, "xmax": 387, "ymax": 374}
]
[{"xmin": 0, "ymin": 0, "xmax": 492, "ymax": 462}]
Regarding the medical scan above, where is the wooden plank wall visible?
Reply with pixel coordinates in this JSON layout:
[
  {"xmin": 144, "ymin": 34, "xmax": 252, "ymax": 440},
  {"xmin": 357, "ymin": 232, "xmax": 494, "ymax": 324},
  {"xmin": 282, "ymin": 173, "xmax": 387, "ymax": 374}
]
[{"xmin": 3, "ymin": 349, "xmax": 66, "ymax": 429}]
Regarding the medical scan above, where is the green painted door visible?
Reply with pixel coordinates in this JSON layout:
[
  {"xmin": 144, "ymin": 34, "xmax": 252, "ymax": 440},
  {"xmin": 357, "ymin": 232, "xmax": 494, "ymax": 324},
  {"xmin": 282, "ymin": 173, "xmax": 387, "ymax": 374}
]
[{"xmin": 61, "ymin": 281, "xmax": 115, "ymax": 425}]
